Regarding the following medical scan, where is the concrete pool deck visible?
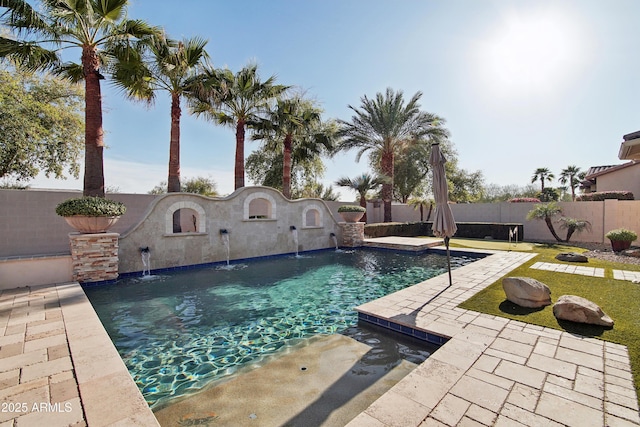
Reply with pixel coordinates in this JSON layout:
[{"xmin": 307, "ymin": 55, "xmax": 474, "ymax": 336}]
[{"xmin": 1, "ymin": 240, "xmax": 639, "ymax": 426}]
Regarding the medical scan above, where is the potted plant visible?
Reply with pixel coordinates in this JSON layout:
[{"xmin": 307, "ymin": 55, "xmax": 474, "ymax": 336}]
[
  {"xmin": 605, "ymin": 228, "xmax": 637, "ymax": 252},
  {"xmin": 337, "ymin": 205, "xmax": 366, "ymax": 223},
  {"xmin": 56, "ymin": 197, "xmax": 126, "ymax": 233}
]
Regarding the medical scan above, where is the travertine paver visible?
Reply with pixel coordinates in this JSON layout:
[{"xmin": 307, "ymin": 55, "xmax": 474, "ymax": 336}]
[
  {"xmin": 530, "ymin": 261, "xmax": 605, "ymax": 277},
  {"xmin": 350, "ymin": 242, "xmax": 640, "ymax": 427},
  {"xmin": 613, "ymin": 269, "xmax": 640, "ymax": 282},
  {"xmin": 3, "ymin": 241, "xmax": 639, "ymax": 427},
  {"xmin": 0, "ymin": 283, "xmax": 159, "ymax": 427}
]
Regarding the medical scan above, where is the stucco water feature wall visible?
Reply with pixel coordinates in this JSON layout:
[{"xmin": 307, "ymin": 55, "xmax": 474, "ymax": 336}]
[{"xmin": 118, "ymin": 186, "xmax": 343, "ymax": 274}]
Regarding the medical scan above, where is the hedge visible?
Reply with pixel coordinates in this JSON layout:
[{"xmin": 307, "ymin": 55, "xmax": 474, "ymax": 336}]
[{"xmin": 576, "ymin": 191, "xmax": 634, "ymax": 201}]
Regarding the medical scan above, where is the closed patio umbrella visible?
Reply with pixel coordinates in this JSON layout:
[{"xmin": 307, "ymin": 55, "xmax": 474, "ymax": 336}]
[{"xmin": 429, "ymin": 142, "xmax": 457, "ymax": 288}]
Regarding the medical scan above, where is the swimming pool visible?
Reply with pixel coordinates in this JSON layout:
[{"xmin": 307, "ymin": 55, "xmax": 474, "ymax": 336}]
[{"xmin": 84, "ymin": 249, "xmax": 476, "ymax": 407}]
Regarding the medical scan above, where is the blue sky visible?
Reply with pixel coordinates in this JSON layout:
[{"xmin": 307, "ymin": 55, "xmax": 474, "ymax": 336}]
[{"xmin": 30, "ymin": 0, "xmax": 640, "ymax": 199}]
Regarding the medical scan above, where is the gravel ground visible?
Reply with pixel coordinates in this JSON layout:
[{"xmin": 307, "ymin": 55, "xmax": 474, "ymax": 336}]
[{"xmin": 565, "ymin": 242, "xmax": 640, "ymax": 266}]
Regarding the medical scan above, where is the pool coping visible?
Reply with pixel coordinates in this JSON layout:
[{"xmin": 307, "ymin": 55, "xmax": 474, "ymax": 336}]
[{"xmin": 2, "ymin": 243, "xmax": 639, "ymax": 426}]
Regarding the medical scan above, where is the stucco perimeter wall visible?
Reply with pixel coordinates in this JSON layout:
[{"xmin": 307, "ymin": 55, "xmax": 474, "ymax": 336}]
[
  {"xmin": 448, "ymin": 200, "xmax": 640, "ymax": 244},
  {"xmin": 118, "ymin": 187, "xmax": 342, "ymax": 274},
  {"xmin": 0, "ymin": 189, "xmax": 157, "ymax": 257}
]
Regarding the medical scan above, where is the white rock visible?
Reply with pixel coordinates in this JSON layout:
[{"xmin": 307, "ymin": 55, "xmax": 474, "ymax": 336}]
[{"xmin": 502, "ymin": 277, "xmax": 552, "ymax": 308}]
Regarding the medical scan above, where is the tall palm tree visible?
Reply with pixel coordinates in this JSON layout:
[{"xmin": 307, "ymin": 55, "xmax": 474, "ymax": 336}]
[
  {"xmin": 531, "ymin": 167, "xmax": 555, "ymax": 192},
  {"xmin": 335, "ymin": 173, "xmax": 385, "ymax": 223},
  {"xmin": 0, "ymin": 0, "xmax": 160, "ymax": 197},
  {"xmin": 114, "ymin": 35, "xmax": 210, "ymax": 193},
  {"xmin": 193, "ymin": 64, "xmax": 288, "ymax": 190},
  {"xmin": 558, "ymin": 165, "xmax": 582, "ymax": 201},
  {"xmin": 252, "ymin": 97, "xmax": 334, "ymax": 198},
  {"xmin": 337, "ymin": 88, "xmax": 449, "ymax": 222}
]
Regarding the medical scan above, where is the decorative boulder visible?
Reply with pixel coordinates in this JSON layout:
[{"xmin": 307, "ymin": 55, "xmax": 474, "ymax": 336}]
[
  {"xmin": 553, "ymin": 295, "xmax": 614, "ymax": 327},
  {"xmin": 502, "ymin": 277, "xmax": 552, "ymax": 308},
  {"xmin": 555, "ymin": 252, "xmax": 588, "ymax": 263}
]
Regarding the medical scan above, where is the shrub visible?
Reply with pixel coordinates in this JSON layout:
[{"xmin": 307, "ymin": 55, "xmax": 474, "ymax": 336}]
[
  {"xmin": 605, "ymin": 228, "xmax": 638, "ymax": 242},
  {"xmin": 508, "ymin": 197, "xmax": 541, "ymax": 203},
  {"xmin": 577, "ymin": 191, "xmax": 634, "ymax": 201},
  {"xmin": 337, "ymin": 205, "xmax": 366, "ymax": 213},
  {"xmin": 55, "ymin": 197, "xmax": 126, "ymax": 217},
  {"xmin": 537, "ymin": 187, "xmax": 559, "ymax": 202}
]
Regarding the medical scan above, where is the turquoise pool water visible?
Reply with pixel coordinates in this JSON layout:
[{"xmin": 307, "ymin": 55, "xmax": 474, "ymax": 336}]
[{"xmin": 84, "ymin": 249, "xmax": 475, "ymax": 407}]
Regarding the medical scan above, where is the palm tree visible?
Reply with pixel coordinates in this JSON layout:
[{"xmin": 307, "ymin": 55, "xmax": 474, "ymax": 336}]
[
  {"xmin": 531, "ymin": 167, "xmax": 555, "ymax": 192},
  {"xmin": 0, "ymin": 0, "xmax": 160, "ymax": 197},
  {"xmin": 114, "ymin": 35, "xmax": 209, "ymax": 193},
  {"xmin": 558, "ymin": 217, "xmax": 592, "ymax": 243},
  {"xmin": 252, "ymin": 97, "xmax": 333, "ymax": 198},
  {"xmin": 558, "ymin": 165, "xmax": 582, "ymax": 201},
  {"xmin": 193, "ymin": 64, "xmax": 288, "ymax": 190},
  {"xmin": 526, "ymin": 202, "xmax": 563, "ymax": 242},
  {"xmin": 337, "ymin": 88, "xmax": 449, "ymax": 222},
  {"xmin": 335, "ymin": 173, "xmax": 385, "ymax": 223},
  {"xmin": 408, "ymin": 197, "xmax": 434, "ymax": 222}
]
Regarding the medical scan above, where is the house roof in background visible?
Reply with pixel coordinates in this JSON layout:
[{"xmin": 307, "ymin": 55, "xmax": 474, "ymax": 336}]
[{"xmin": 584, "ymin": 161, "xmax": 638, "ymax": 179}]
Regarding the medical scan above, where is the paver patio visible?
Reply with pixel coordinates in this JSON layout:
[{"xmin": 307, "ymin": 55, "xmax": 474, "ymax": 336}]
[{"xmin": 1, "ymin": 239, "xmax": 638, "ymax": 426}]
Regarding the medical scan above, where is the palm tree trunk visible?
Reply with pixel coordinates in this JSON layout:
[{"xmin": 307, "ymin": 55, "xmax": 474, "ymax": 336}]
[
  {"xmin": 82, "ymin": 46, "xmax": 105, "ymax": 197},
  {"xmin": 419, "ymin": 205, "xmax": 424, "ymax": 222},
  {"xmin": 565, "ymin": 227, "xmax": 575, "ymax": 243},
  {"xmin": 381, "ymin": 149, "xmax": 394, "ymax": 222},
  {"xmin": 545, "ymin": 217, "xmax": 563, "ymax": 242},
  {"xmin": 168, "ymin": 93, "xmax": 181, "ymax": 193},
  {"xmin": 358, "ymin": 191, "xmax": 368, "ymax": 223},
  {"xmin": 426, "ymin": 202, "xmax": 433, "ymax": 221},
  {"xmin": 282, "ymin": 134, "xmax": 292, "ymax": 198},
  {"xmin": 234, "ymin": 119, "xmax": 245, "ymax": 190}
]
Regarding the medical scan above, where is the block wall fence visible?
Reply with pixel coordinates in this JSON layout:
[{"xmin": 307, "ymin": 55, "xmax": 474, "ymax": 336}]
[{"xmin": 2, "ymin": 189, "xmax": 640, "ymax": 261}]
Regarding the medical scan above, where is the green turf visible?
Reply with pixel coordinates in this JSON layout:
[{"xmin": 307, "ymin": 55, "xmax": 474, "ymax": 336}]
[{"xmin": 456, "ymin": 242, "xmax": 640, "ymax": 403}]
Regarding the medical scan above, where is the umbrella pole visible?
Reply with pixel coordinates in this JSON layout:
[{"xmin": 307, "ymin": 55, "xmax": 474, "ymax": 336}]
[{"xmin": 445, "ymin": 236, "xmax": 452, "ymax": 288}]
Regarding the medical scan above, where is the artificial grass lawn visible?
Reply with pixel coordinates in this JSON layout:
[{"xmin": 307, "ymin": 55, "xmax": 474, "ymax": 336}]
[{"xmin": 455, "ymin": 240, "xmax": 640, "ymax": 402}]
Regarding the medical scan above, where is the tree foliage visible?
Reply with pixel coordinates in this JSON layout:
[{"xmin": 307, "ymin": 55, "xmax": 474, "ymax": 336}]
[
  {"xmin": 526, "ymin": 202, "xmax": 563, "ymax": 242},
  {"xmin": 148, "ymin": 176, "xmax": 218, "ymax": 196},
  {"xmin": 245, "ymin": 146, "xmax": 327, "ymax": 198},
  {"xmin": 0, "ymin": 65, "xmax": 83, "ymax": 181},
  {"xmin": 0, "ymin": 0, "xmax": 161, "ymax": 197},
  {"xmin": 337, "ymin": 88, "xmax": 449, "ymax": 222},
  {"xmin": 252, "ymin": 96, "xmax": 335, "ymax": 198}
]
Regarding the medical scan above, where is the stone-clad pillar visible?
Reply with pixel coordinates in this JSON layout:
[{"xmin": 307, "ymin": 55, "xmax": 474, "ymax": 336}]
[
  {"xmin": 340, "ymin": 223, "xmax": 365, "ymax": 247},
  {"xmin": 69, "ymin": 232, "xmax": 119, "ymax": 283}
]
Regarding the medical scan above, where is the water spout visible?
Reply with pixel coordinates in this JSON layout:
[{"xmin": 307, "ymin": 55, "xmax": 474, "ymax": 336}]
[
  {"xmin": 291, "ymin": 227, "xmax": 299, "ymax": 257},
  {"xmin": 220, "ymin": 231, "xmax": 230, "ymax": 265},
  {"xmin": 330, "ymin": 233, "xmax": 338, "ymax": 250},
  {"xmin": 140, "ymin": 247, "xmax": 151, "ymax": 276}
]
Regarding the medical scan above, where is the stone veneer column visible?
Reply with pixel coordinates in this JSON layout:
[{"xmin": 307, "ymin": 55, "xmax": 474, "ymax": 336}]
[
  {"xmin": 69, "ymin": 232, "xmax": 119, "ymax": 283},
  {"xmin": 340, "ymin": 222, "xmax": 365, "ymax": 247}
]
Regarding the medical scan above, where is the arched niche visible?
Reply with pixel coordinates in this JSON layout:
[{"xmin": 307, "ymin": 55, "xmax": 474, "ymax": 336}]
[
  {"xmin": 303, "ymin": 205, "xmax": 323, "ymax": 228},
  {"xmin": 244, "ymin": 192, "xmax": 277, "ymax": 220},
  {"xmin": 166, "ymin": 201, "xmax": 206, "ymax": 234}
]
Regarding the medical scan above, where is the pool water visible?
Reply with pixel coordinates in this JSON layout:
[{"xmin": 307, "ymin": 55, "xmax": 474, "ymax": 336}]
[{"xmin": 84, "ymin": 249, "xmax": 475, "ymax": 407}]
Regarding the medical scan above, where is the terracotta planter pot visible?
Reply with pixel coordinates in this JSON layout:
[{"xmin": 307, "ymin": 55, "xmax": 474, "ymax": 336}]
[
  {"xmin": 610, "ymin": 240, "xmax": 632, "ymax": 252},
  {"xmin": 339, "ymin": 211, "xmax": 365, "ymax": 223},
  {"xmin": 64, "ymin": 216, "xmax": 120, "ymax": 233}
]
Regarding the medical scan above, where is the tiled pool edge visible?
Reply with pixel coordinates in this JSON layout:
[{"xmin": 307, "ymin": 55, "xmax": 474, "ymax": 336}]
[
  {"xmin": 57, "ymin": 282, "xmax": 160, "ymax": 427},
  {"xmin": 358, "ymin": 312, "xmax": 449, "ymax": 346}
]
